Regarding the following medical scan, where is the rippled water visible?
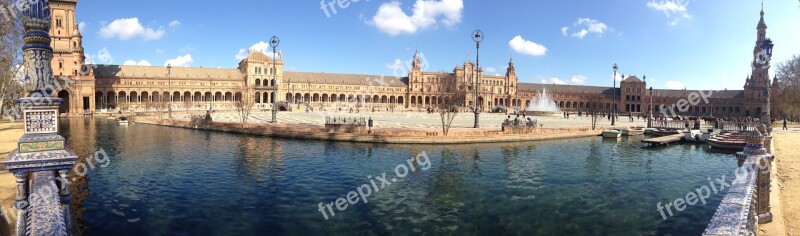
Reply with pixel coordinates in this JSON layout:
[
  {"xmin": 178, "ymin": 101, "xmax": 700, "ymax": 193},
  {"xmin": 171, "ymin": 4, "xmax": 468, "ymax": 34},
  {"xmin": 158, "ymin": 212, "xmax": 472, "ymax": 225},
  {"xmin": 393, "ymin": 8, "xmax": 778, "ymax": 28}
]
[{"xmin": 59, "ymin": 118, "xmax": 738, "ymax": 235}]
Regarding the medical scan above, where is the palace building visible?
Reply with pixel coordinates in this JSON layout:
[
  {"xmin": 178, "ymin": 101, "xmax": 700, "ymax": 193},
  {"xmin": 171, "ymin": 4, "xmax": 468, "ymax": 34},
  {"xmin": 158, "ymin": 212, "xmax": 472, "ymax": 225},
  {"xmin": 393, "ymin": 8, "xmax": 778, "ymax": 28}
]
[{"xmin": 48, "ymin": 0, "xmax": 779, "ymax": 119}]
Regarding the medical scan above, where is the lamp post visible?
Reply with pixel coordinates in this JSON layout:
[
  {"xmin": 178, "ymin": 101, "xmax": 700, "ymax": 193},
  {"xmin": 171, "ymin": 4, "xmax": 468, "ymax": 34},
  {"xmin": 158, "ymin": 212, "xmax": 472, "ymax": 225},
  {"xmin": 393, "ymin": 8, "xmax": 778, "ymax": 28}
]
[
  {"xmin": 168, "ymin": 63, "xmax": 172, "ymax": 119},
  {"xmin": 208, "ymin": 76, "xmax": 212, "ymax": 111},
  {"xmin": 612, "ymin": 63, "xmax": 618, "ymax": 126},
  {"xmin": 270, "ymin": 35, "xmax": 280, "ymax": 123},
  {"xmin": 472, "ymin": 29, "xmax": 484, "ymax": 128},
  {"xmin": 649, "ymin": 87, "xmax": 653, "ymax": 128}
]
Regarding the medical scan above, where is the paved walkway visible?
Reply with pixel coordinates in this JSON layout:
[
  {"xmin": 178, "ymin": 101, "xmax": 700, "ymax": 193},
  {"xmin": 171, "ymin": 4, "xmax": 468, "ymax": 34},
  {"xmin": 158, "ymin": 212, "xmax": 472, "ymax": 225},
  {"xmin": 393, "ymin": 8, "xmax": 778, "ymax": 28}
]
[
  {"xmin": 0, "ymin": 121, "xmax": 23, "ymax": 234},
  {"xmin": 177, "ymin": 111, "xmax": 648, "ymax": 129}
]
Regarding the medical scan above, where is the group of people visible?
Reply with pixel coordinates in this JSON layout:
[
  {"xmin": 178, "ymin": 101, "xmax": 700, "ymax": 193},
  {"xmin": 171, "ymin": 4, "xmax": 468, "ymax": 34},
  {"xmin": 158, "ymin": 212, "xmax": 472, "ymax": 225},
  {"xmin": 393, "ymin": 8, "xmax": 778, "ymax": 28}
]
[{"xmin": 503, "ymin": 114, "xmax": 537, "ymax": 128}]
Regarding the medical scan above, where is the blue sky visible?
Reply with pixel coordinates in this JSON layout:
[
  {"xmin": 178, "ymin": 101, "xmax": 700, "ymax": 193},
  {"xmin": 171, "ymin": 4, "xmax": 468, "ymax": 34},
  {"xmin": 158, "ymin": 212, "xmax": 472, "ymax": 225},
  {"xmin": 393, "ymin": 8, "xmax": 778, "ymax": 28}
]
[{"xmin": 76, "ymin": 0, "xmax": 800, "ymax": 90}]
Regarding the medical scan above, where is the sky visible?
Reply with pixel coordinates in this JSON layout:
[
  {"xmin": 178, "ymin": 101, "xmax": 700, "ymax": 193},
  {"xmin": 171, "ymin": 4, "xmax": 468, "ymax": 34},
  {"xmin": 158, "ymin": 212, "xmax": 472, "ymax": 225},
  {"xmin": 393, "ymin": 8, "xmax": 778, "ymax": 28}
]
[{"xmin": 74, "ymin": 0, "xmax": 800, "ymax": 91}]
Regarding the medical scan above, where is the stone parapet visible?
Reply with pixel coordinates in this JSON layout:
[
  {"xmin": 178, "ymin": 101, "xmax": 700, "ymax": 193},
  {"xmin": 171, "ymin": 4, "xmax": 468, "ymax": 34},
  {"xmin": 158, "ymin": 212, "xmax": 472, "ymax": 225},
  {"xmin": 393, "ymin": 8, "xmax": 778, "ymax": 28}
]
[
  {"xmin": 704, "ymin": 129, "xmax": 776, "ymax": 235},
  {"xmin": 702, "ymin": 160, "xmax": 757, "ymax": 236}
]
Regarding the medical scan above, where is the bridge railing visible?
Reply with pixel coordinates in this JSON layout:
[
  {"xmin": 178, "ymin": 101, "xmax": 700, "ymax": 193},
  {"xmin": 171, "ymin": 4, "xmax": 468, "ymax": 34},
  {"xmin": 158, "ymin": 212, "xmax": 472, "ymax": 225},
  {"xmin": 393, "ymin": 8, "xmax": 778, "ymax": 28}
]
[
  {"xmin": 719, "ymin": 122, "xmax": 760, "ymax": 132},
  {"xmin": 649, "ymin": 120, "xmax": 687, "ymax": 129}
]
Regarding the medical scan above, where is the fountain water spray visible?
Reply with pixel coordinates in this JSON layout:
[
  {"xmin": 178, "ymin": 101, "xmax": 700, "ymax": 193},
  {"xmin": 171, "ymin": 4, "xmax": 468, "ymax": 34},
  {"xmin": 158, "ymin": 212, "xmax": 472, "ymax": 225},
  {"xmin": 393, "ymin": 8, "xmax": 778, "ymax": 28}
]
[{"xmin": 526, "ymin": 88, "xmax": 561, "ymax": 115}]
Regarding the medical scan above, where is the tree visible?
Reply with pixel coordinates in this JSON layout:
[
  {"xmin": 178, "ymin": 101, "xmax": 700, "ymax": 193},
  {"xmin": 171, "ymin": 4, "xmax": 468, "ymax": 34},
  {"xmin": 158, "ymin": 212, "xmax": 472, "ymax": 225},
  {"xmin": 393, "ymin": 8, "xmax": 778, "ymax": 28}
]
[
  {"xmin": 118, "ymin": 99, "xmax": 129, "ymax": 114},
  {"xmin": 433, "ymin": 77, "xmax": 467, "ymax": 136},
  {"xmin": 775, "ymin": 54, "xmax": 800, "ymax": 118},
  {"xmin": 0, "ymin": 0, "xmax": 24, "ymax": 118},
  {"xmin": 233, "ymin": 86, "xmax": 256, "ymax": 126},
  {"xmin": 589, "ymin": 96, "xmax": 603, "ymax": 130}
]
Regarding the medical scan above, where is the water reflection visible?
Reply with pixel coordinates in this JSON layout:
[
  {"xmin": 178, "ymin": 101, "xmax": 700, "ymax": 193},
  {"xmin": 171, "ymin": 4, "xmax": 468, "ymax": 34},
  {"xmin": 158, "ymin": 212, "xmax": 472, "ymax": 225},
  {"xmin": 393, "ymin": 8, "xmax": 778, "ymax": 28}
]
[{"xmin": 59, "ymin": 118, "xmax": 739, "ymax": 235}]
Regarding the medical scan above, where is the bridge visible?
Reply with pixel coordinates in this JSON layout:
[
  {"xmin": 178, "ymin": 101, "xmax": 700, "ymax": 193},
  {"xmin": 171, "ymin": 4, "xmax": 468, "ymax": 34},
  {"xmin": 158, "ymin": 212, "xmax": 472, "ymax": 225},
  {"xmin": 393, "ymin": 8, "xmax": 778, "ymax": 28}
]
[{"xmin": 2, "ymin": 1, "xmax": 79, "ymax": 235}]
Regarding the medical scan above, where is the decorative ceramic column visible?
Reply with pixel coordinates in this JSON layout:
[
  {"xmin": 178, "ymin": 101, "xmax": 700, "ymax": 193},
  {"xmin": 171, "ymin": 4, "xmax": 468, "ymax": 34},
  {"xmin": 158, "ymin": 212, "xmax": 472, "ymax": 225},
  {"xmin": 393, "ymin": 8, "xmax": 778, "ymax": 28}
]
[
  {"xmin": 759, "ymin": 124, "xmax": 773, "ymax": 154},
  {"xmin": 1, "ymin": 1, "xmax": 78, "ymax": 235},
  {"xmin": 12, "ymin": 173, "xmax": 28, "ymax": 236},
  {"xmin": 734, "ymin": 127, "xmax": 774, "ymax": 224}
]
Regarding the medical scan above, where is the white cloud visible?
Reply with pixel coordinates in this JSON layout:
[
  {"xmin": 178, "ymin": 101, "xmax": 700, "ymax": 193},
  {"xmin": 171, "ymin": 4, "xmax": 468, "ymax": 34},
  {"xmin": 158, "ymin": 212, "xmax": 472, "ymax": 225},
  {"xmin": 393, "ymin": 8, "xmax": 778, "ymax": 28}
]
[
  {"xmin": 123, "ymin": 60, "xmax": 151, "ymax": 66},
  {"xmin": 84, "ymin": 54, "xmax": 94, "ymax": 64},
  {"xmin": 169, "ymin": 20, "xmax": 181, "ymax": 27},
  {"xmin": 563, "ymin": 18, "xmax": 610, "ymax": 39},
  {"xmin": 369, "ymin": 0, "xmax": 463, "ymax": 36},
  {"xmin": 386, "ymin": 59, "xmax": 405, "ymax": 70},
  {"xmin": 647, "ymin": 0, "xmax": 691, "ymax": 25},
  {"xmin": 78, "ymin": 22, "xmax": 87, "ymax": 33},
  {"xmin": 100, "ymin": 18, "xmax": 165, "ymax": 40},
  {"xmin": 235, "ymin": 41, "xmax": 280, "ymax": 60},
  {"xmin": 665, "ymin": 80, "xmax": 685, "ymax": 90},
  {"xmin": 485, "ymin": 67, "xmax": 496, "ymax": 73},
  {"xmin": 508, "ymin": 35, "xmax": 547, "ymax": 56},
  {"xmin": 235, "ymin": 49, "xmax": 248, "ymax": 61},
  {"xmin": 83, "ymin": 48, "xmax": 113, "ymax": 65},
  {"xmin": 571, "ymin": 29, "xmax": 589, "ymax": 39},
  {"xmin": 96, "ymin": 47, "xmax": 113, "ymax": 64},
  {"xmin": 546, "ymin": 77, "xmax": 565, "ymax": 84},
  {"xmin": 614, "ymin": 72, "xmax": 625, "ymax": 82},
  {"xmin": 155, "ymin": 49, "xmax": 165, "ymax": 54},
  {"xmin": 164, "ymin": 54, "xmax": 193, "ymax": 67},
  {"xmin": 570, "ymin": 75, "xmax": 587, "ymax": 84}
]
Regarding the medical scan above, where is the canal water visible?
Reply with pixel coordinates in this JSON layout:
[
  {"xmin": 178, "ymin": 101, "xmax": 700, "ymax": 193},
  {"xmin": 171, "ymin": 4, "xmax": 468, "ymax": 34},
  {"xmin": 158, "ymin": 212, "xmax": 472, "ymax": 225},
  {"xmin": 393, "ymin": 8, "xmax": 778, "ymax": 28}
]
[{"xmin": 60, "ymin": 118, "xmax": 738, "ymax": 235}]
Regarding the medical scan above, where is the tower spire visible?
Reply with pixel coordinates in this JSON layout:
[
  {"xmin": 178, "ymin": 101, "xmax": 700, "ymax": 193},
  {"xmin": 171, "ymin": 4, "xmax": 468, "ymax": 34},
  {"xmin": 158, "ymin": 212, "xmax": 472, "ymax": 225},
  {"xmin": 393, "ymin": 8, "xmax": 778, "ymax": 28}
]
[{"xmin": 757, "ymin": 2, "xmax": 767, "ymax": 30}]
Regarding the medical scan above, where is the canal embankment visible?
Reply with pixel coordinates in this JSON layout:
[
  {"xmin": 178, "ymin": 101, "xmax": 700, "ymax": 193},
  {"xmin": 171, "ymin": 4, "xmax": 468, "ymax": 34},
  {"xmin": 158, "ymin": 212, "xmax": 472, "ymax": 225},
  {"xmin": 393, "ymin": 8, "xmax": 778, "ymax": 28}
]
[{"xmin": 134, "ymin": 117, "xmax": 615, "ymax": 144}]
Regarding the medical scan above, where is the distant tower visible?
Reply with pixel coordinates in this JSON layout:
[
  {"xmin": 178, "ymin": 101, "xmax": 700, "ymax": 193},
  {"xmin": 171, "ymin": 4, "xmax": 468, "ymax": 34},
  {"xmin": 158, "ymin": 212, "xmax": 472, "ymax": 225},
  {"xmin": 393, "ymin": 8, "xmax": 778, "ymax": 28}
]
[
  {"xmin": 743, "ymin": 6, "xmax": 772, "ymax": 118},
  {"xmin": 49, "ymin": 0, "xmax": 85, "ymax": 77},
  {"xmin": 408, "ymin": 49, "xmax": 423, "ymax": 94},
  {"xmin": 505, "ymin": 57, "xmax": 518, "ymax": 96}
]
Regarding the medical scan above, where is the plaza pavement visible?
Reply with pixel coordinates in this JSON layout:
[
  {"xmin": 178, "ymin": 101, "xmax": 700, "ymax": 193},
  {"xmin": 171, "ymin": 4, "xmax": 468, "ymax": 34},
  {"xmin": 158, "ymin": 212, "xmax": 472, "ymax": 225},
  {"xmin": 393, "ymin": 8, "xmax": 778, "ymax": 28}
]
[{"xmin": 177, "ymin": 111, "xmax": 649, "ymax": 130}]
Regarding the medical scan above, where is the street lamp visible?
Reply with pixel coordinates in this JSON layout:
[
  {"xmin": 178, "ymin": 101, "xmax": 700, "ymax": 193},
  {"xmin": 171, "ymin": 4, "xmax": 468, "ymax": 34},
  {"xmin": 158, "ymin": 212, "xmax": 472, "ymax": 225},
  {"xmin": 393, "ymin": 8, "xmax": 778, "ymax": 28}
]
[
  {"xmin": 208, "ymin": 76, "xmax": 212, "ymax": 111},
  {"xmin": 270, "ymin": 35, "xmax": 280, "ymax": 123},
  {"xmin": 649, "ymin": 86, "xmax": 653, "ymax": 128},
  {"xmin": 472, "ymin": 29, "xmax": 483, "ymax": 128},
  {"xmin": 612, "ymin": 63, "xmax": 618, "ymax": 126},
  {"xmin": 168, "ymin": 63, "xmax": 172, "ymax": 119}
]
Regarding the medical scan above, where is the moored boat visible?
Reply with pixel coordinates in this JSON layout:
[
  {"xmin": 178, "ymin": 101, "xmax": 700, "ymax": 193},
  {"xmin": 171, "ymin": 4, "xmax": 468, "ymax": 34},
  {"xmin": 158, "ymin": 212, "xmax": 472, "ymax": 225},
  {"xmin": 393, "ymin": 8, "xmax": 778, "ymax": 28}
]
[
  {"xmin": 707, "ymin": 138, "xmax": 746, "ymax": 150},
  {"xmin": 117, "ymin": 117, "xmax": 129, "ymax": 125},
  {"xmin": 684, "ymin": 130, "xmax": 705, "ymax": 143},
  {"xmin": 650, "ymin": 129, "xmax": 681, "ymax": 137},
  {"xmin": 602, "ymin": 130, "xmax": 621, "ymax": 138},
  {"xmin": 622, "ymin": 127, "xmax": 645, "ymax": 136}
]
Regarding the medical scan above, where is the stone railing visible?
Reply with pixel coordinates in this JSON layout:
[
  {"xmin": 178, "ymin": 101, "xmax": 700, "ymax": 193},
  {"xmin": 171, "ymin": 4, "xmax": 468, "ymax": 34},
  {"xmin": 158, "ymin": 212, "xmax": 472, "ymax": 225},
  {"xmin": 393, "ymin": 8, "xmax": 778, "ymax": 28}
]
[
  {"xmin": 650, "ymin": 120, "xmax": 689, "ymax": 130},
  {"xmin": 324, "ymin": 117, "xmax": 367, "ymax": 134},
  {"xmin": 719, "ymin": 121, "xmax": 760, "ymax": 132},
  {"xmin": 703, "ymin": 126, "xmax": 774, "ymax": 236},
  {"xmin": 702, "ymin": 156, "xmax": 758, "ymax": 236}
]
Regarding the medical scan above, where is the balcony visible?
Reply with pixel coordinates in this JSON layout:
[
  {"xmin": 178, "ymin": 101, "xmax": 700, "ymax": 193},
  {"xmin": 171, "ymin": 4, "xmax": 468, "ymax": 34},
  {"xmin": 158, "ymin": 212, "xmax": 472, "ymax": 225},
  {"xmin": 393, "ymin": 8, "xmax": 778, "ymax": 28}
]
[{"xmin": 255, "ymin": 85, "xmax": 278, "ymax": 90}]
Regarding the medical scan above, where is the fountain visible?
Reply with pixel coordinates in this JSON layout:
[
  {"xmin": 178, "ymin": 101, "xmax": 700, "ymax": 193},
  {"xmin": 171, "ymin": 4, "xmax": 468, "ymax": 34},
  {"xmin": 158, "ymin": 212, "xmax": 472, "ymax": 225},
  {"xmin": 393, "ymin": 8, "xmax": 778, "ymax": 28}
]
[{"xmin": 526, "ymin": 88, "xmax": 562, "ymax": 116}]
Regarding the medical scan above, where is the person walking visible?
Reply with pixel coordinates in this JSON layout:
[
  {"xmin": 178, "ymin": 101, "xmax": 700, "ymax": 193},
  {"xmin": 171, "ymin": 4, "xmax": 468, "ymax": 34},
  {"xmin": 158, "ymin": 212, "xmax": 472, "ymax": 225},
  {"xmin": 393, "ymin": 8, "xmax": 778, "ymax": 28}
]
[{"xmin": 784, "ymin": 117, "xmax": 789, "ymax": 130}]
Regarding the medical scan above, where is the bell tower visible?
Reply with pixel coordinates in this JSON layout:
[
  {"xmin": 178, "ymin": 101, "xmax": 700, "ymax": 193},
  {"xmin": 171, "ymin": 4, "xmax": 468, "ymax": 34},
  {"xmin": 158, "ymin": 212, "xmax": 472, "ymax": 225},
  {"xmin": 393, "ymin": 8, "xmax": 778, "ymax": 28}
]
[
  {"xmin": 743, "ymin": 6, "xmax": 772, "ymax": 118},
  {"xmin": 48, "ymin": 0, "xmax": 85, "ymax": 77},
  {"xmin": 505, "ymin": 58, "xmax": 517, "ymax": 96}
]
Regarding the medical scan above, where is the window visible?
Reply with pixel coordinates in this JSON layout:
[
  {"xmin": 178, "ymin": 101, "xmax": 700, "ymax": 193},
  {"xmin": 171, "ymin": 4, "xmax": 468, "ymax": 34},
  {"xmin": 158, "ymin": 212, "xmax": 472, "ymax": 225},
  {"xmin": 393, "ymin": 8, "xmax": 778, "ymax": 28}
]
[{"xmin": 59, "ymin": 62, "xmax": 63, "ymax": 69}]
